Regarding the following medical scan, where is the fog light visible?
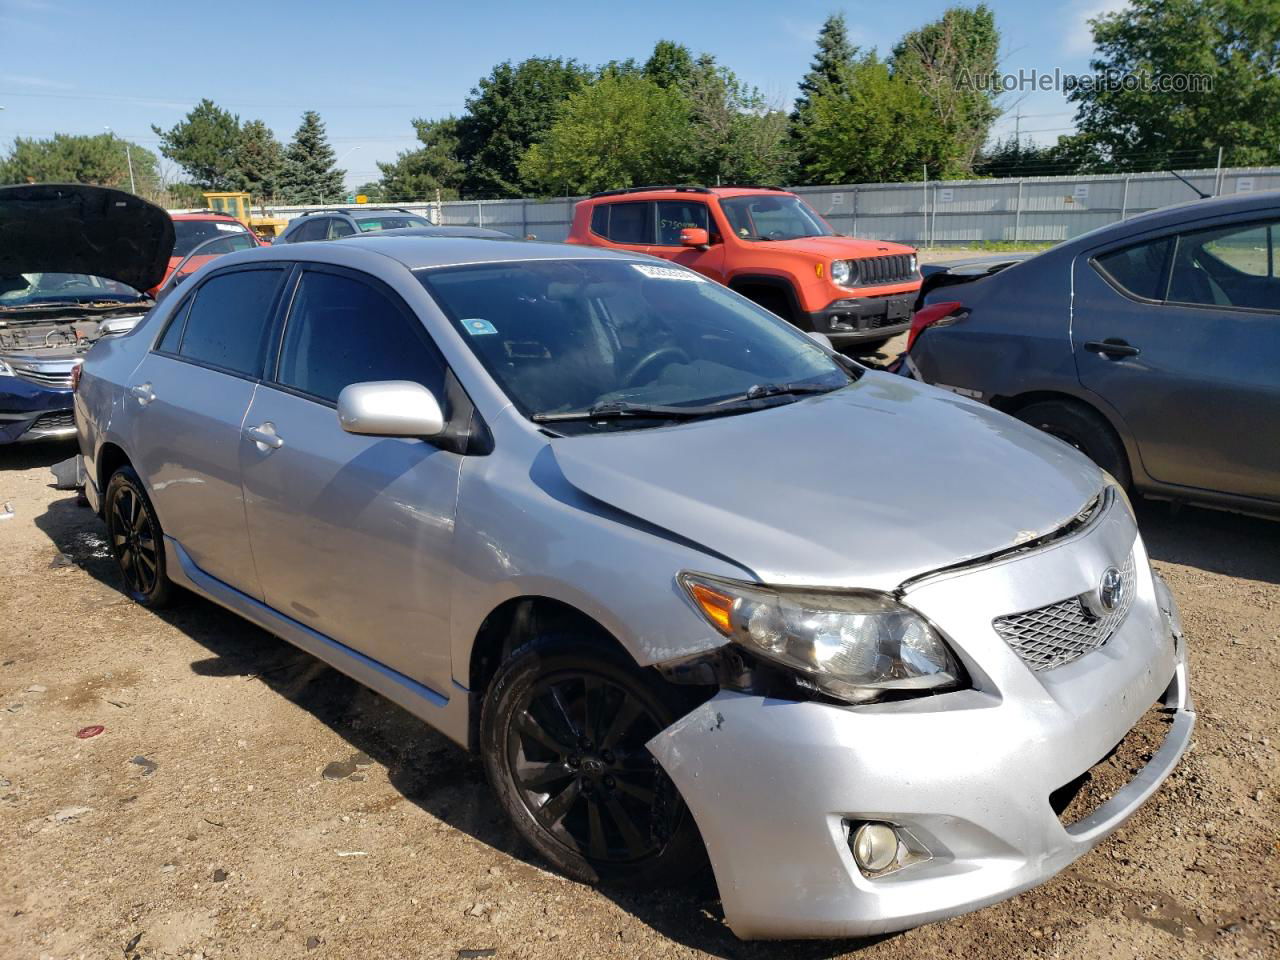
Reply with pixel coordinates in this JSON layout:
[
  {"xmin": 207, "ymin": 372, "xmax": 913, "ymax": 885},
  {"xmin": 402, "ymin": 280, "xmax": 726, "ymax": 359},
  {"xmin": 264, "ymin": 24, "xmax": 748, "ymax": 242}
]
[{"xmin": 852, "ymin": 822, "xmax": 899, "ymax": 873}]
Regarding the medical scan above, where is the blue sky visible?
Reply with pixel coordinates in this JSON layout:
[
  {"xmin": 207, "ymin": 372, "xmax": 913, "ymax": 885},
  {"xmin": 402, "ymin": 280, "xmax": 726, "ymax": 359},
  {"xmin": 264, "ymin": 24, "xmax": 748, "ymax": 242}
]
[{"xmin": 0, "ymin": 0, "xmax": 1126, "ymax": 189}]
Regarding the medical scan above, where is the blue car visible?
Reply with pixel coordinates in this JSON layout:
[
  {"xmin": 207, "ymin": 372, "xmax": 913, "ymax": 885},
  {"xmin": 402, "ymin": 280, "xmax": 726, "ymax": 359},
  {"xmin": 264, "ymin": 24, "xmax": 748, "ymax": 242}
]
[{"xmin": 0, "ymin": 184, "xmax": 173, "ymax": 444}]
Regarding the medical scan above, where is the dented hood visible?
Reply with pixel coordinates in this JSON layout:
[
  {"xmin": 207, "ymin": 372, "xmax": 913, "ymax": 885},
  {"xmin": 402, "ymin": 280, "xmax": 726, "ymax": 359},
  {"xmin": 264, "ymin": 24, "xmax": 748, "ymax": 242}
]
[
  {"xmin": 549, "ymin": 374, "xmax": 1104, "ymax": 591},
  {"xmin": 0, "ymin": 184, "xmax": 175, "ymax": 293}
]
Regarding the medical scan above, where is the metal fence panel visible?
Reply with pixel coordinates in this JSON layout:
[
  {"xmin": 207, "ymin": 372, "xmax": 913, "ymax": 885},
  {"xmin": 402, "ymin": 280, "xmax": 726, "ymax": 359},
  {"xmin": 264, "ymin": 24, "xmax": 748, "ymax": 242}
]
[{"xmin": 262, "ymin": 167, "xmax": 1280, "ymax": 247}]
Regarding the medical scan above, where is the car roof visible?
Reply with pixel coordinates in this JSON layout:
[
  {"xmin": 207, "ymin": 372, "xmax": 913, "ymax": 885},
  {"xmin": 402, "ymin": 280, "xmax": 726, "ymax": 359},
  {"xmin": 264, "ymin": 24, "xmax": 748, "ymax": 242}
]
[
  {"xmin": 585, "ymin": 185, "xmax": 794, "ymax": 202},
  {"xmin": 210, "ymin": 236, "xmax": 644, "ymax": 273},
  {"xmin": 341, "ymin": 225, "xmax": 514, "ymax": 240},
  {"xmin": 348, "ymin": 209, "xmax": 429, "ymax": 219},
  {"xmin": 1058, "ymin": 190, "xmax": 1280, "ymax": 253}
]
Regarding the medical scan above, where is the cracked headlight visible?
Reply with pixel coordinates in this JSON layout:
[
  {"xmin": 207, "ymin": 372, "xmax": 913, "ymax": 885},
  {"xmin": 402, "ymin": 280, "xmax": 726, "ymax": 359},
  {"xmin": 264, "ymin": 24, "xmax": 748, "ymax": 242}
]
[
  {"xmin": 830, "ymin": 259, "xmax": 854, "ymax": 286},
  {"xmin": 680, "ymin": 573, "xmax": 962, "ymax": 703}
]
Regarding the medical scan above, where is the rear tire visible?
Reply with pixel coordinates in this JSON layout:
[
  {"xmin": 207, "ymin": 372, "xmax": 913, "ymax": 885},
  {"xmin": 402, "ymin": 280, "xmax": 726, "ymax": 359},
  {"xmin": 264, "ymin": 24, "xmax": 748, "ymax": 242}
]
[
  {"xmin": 104, "ymin": 466, "xmax": 173, "ymax": 608},
  {"xmin": 1013, "ymin": 400, "xmax": 1132, "ymax": 489},
  {"xmin": 480, "ymin": 635, "xmax": 706, "ymax": 886}
]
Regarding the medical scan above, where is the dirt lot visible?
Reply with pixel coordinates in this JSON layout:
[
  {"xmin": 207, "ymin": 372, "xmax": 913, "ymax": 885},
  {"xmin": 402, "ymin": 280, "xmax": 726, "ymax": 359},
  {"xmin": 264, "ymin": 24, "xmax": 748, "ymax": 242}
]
[{"xmin": 2, "ymin": 441, "xmax": 1277, "ymax": 960}]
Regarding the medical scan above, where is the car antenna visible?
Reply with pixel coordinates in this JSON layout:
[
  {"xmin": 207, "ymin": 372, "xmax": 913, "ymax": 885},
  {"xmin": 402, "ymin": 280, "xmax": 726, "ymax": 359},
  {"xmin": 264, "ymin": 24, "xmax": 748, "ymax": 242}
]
[{"xmin": 1166, "ymin": 169, "xmax": 1210, "ymax": 200}]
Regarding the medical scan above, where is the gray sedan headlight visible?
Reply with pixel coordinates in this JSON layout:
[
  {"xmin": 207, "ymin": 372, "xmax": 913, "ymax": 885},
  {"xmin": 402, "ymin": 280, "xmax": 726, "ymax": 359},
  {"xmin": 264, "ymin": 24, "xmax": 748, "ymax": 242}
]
[
  {"xmin": 830, "ymin": 259, "xmax": 854, "ymax": 286},
  {"xmin": 0, "ymin": 358, "xmax": 14, "ymax": 377},
  {"xmin": 680, "ymin": 573, "xmax": 962, "ymax": 703}
]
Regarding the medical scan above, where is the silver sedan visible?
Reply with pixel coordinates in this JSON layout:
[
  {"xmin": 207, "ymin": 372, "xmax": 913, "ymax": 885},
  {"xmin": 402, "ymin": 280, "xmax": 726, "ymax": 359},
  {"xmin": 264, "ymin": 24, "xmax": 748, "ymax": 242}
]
[{"xmin": 74, "ymin": 231, "xmax": 1193, "ymax": 939}]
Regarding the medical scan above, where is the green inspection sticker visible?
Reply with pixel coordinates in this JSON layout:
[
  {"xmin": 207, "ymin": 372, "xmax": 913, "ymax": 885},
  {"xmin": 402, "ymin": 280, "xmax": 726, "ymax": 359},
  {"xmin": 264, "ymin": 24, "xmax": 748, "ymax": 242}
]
[{"xmin": 463, "ymin": 318, "xmax": 498, "ymax": 336}]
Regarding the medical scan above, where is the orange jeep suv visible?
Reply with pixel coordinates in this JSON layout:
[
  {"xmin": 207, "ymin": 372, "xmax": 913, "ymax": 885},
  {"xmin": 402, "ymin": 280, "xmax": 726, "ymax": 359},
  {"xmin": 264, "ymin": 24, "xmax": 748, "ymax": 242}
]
[{"xmin": 567, "ymin": 185, "xmax": 921, "ymax": 349}]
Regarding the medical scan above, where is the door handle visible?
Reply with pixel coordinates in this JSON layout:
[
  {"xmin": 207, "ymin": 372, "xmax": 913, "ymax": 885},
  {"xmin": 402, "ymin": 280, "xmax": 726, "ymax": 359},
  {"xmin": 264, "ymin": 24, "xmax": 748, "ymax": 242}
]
[
  {"xmin": 244, "ymin": 423, "xmax": 284, "ymax": 450},
  {"xmin": 128, "ymin": 382, "xmax": 154, "ymax": 406},
  {"xmin": 1084, "ymin": 339, "xmax": 1140, "ymax": 359}
]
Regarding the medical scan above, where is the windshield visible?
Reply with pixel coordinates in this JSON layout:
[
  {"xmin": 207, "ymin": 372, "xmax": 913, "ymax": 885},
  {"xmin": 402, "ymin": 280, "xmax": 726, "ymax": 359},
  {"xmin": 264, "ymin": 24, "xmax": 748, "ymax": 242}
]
[
  {"xmin": 0, "ymin": 273, "xmax": 147, "ymax": 309},
  {"xmin": 420, "ymin": 259, "xmax": 854, "ymax": 431},
  {"xmin": 719, "ymin": 194, "xmax": 834, "ymax": 241},
  {"xmin": 173, "ymin": 218, "xmax": 255, "ymax": 256},
  {"xmin": 356, "ymin": 215, "xmax": 430, "ymax": 232}
]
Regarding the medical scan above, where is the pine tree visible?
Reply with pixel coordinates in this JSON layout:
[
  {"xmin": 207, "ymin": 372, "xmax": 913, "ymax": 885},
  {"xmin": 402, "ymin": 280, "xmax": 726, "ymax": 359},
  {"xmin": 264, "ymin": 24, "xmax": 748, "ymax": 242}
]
[
  {"xmin": 792, "ymin": 13, "xmax": 857, "ymax": 122},
  {"xmin": 278, "ymin": 111, "xmax": 345, "ymax": 205},
  {"xmin": 236, "ymin": 119, "xmax": 284, "ymax": 201}
]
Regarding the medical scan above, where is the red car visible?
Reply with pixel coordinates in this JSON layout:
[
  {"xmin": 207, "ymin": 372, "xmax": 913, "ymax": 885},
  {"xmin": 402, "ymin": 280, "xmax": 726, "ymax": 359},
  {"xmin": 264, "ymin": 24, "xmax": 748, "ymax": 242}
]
[{"xmin": 149, "ymin": 212, "xmax": 263, "ymax": 295}]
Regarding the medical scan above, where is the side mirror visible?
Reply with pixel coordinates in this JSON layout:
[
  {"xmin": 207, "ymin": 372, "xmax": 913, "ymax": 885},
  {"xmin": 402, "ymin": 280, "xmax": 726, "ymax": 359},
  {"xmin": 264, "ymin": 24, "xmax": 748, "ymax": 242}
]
[
  {"xmin": 337, "ymin": 380, "xmax": 445, "ymax": 439},
  {"xmin": 680, "ymin": 227, "xmax": 710, "ymax": 249},
  {"xmin": 807, "ymin": 331, "xmax": 833, "ymax": 349}
]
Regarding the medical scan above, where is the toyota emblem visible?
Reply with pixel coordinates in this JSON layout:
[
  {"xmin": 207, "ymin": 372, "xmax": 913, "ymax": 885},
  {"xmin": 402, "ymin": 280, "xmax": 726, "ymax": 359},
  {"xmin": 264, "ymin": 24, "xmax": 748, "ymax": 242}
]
[{"xmin": 1097, "ymin": 566, "xmax": 1125, "ymax": 613}]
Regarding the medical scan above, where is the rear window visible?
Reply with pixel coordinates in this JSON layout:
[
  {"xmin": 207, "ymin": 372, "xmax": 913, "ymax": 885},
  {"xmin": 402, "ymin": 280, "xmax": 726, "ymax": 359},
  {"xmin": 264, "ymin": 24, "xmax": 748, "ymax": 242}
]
[
  {"xmin": 173, "ymin": 219, "xmax": 253, "ymax": 256},
  {"xmin": 1094, "ymin": 238, "xmax": 1174, "ymax": 301},
  {"xmin": 177, "ymin": 268, "xmax": 284, "ymax": 377}
]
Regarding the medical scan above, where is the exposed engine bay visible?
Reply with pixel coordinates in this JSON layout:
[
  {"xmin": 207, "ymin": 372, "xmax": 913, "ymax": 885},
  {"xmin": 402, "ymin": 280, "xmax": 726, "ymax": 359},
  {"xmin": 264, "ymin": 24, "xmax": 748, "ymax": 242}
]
[{"xmin": 0, "ymin": 307, "xmax": 150, "ymax": 362}]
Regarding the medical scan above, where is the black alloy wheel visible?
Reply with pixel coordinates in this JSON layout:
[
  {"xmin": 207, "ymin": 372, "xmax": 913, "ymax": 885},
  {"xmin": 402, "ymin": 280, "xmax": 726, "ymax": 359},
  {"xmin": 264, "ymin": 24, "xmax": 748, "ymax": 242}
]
[
  {"xmin": 104, "ymin": 466, "xmax": 172, "ymax": 607},
  {"xmin": 481, "ymin": 637, "xmax": 707, "ymax": 885}
]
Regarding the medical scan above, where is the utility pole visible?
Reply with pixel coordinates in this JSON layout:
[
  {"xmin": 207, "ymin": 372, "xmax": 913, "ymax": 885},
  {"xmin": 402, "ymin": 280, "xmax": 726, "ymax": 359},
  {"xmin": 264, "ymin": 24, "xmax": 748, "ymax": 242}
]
[
  {"xmin": 125, "ymin": 141, "xmax": 136, "ymax": 194},
  {"xmin": 922, "ymin": 164, "xmax": 929, "ymax": 248},
  {"xmin": 1214, "ymin": 146, "xmax": 1223, "ymax": 196}
]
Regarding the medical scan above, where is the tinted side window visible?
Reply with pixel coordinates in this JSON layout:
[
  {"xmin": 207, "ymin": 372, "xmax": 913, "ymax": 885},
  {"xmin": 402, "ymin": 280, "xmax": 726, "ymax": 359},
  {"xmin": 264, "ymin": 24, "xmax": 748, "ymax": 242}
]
[
  {"xmin": 155, "ymin": 295, "xmax": 192, "ymax": 354},
  {"xmin": 290, "ymin": 218, "xmax": 329, "ymax": 242},
  {"xmin": 178, "ymin": 269, "xmax": 284, "ymax": 377},
  {"xmin": 656, "ymin": 201, "xmax": 710, "ymax": 245},
  {"xmin": 607, "ymin": 202, "xmax": 653, "ymax": 244},
  {"xmin": 1168, "ymin": 220, "xmax": 1278, "ymax": 310},
  {"xmin": 275, "ymin": 270, "xmax": 446, "ymax": 404},
  {"xmin": 590, "ymin": 205, "xmax": 609, "ymax": 237},
  {"xmin": 329, "ymin": 218, "xmax": 356, "ymax": 238},
  {"xmin": 1094, "ymin": 238, "xmax": 1173, "ymax": 301}
]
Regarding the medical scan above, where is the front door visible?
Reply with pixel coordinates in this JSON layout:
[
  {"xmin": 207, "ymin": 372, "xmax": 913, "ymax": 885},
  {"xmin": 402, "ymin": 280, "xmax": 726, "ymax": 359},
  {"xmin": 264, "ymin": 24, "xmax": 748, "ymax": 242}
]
[
  {"xmin": 1073, "ymin": 217, "xmax": 1280, "ymax": 501},
  {"xmin": 651, "ymin": 199, "xmax": 726, "ymax": 281},
  {"xmin": 127, "ymin": 265, "xmax": 288, "ymax": 598},
  {"xmin": 239, "ymin": 266, "xmax": 462, "ymax": 691}
]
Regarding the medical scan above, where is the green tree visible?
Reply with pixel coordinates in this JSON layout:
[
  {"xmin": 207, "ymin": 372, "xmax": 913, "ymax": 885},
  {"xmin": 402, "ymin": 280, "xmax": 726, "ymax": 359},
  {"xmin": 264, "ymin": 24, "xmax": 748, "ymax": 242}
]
[
  {"xmin": 684, "ymin": 57, "xmax": 794, "ymax": 185},
  {"xmin": 797, "ymin": 53, "xmax": 949, "ymax": 184},
  {"xmin": 792, "ymin": 13, "xmax": 857, "ymax": 122},
  {"xmin": 277, "ymin": 111, "xmax": 345, "ymax": 204},
  {"xmin": 891, "ymin": 4, "xmax": 1001, "ymax": 174},
  {"xmin": 235, "ymin": 119, "xmax": 283, "ymax": 200},
  {"xmin": 151, "ymin": 99, "xmax": 242, "ymax": 190},
  {"xmin": 377, "ymin": 117, "xmax": 464, "ymax": 201},
  {"xmin": 0, "ymin": 133, "xmax": 159, "ymax": 194},
  {"xmin": 644, "ymin": 40, "xmax": 696, "ymax": 89},
  {"xmin": 520, "ymin": 73, "xmax": 692, "ymax": 195},
  {"xmin": 456, "ymin": 57, "xmax": 590, "ymax": 197},
  {"xmin": 1068, "ymin": 0, "xmax": 1280, "ymax": 169}
]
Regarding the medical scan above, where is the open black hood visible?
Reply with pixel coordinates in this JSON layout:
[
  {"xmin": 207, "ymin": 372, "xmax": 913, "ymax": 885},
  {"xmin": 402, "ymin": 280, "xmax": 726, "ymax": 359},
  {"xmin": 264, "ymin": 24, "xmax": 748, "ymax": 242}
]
[{"xmin": 0, "ymin": 184, "xmax": 175, "ymax": 293}]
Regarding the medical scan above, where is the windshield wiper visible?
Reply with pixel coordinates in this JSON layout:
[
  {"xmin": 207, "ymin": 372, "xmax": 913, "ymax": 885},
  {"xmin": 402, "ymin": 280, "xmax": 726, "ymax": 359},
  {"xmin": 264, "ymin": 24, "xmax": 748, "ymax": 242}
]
[
  {"xmin": 532, "ymin": 400, "xmax": 714, "ymax": 423},
  {"xmin": 531, "ymin": 382, "xmax": 842, "ymax": 424}
]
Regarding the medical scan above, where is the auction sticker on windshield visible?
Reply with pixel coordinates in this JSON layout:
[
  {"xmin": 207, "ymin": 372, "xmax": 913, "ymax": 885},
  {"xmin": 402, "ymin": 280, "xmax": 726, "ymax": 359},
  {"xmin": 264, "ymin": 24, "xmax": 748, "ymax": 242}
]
[{"xmin": 631, "ymin": 263, "xmax": 705, "ymax": 282}]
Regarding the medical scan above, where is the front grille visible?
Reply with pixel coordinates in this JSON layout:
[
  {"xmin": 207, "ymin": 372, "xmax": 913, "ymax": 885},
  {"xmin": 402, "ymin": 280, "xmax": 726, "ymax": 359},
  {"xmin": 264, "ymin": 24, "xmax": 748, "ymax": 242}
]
[
  {"xmin": 13, "ymin": 362, "xmax": 78, "ymax": 389},
  {"xmin": 30, "ymin": 410, "xmax": 75, "ymax": 431},
  {"xmin": 854, "ymin": 254, "xmax": 915, "ymax": 286},
  {"xmin": 993, "ymin": 553, "xmax": 1136, "ymax": 671}
]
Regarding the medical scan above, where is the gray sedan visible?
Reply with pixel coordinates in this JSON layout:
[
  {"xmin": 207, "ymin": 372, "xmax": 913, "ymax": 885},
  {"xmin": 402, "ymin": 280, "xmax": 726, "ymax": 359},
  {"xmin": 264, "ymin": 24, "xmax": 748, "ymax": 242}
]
[
  {"xmin": 902, "ymin": 191, "xmax": 1280, "ymax": 518},
  {"xmin": 70, "ymin": 211, "xmax": 1192, "ymax": 938}
]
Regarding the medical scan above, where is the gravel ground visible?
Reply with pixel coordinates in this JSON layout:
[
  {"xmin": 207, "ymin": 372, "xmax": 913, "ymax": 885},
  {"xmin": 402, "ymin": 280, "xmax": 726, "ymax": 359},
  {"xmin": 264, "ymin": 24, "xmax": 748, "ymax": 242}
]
[{"xmin": 1, "ymin": 440, "xmax": 1277, "ymax": 960}]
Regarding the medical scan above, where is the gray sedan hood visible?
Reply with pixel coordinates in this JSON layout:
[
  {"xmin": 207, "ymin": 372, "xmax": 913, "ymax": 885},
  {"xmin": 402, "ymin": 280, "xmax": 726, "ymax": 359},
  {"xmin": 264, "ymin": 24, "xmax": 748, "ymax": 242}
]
[
  {"xmin": 0, "ymin": 184, "xmax": 174, "ymax": 292},
  {"xmin": 549, "ymin": 373, "xmax": 1104, "ymax": 591}
]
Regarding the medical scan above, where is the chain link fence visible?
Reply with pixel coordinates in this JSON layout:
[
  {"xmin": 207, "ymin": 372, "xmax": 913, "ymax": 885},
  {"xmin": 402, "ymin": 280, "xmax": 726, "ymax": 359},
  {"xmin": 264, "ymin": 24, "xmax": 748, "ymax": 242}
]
[{"xmin": 263, "ymin": 167, "xmax": 1280, "ymax": 247}]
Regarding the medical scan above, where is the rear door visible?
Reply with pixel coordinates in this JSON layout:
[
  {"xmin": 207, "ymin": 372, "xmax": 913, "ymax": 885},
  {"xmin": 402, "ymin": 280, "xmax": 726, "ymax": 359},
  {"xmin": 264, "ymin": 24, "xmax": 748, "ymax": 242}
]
[
  {"xmin": 127, "ymin": 265, "xmax": 289, "ymax": 597},
  {"xmin": 239, "ymin": 265, "xmax": 462, "ymax": 691},
  {"xmin": 1073, "ymin": 216, "xmax": 1280, "ymax": 501},
  {"xmin": 594, "ymin": 201, "xmax": 656, "ymax": 256}
]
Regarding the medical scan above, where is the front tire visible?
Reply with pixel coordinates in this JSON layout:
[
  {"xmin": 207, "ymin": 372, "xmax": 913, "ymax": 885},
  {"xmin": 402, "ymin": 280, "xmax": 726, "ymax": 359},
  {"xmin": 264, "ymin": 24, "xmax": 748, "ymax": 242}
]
[
  {"xmin": 1014, "ymin": 399, "xmax": 1132, "ymax": 489},
  {"xmin": 104, "ymin": 466, "xmax": 173, "ymax": 607},
  {"xmin": 480, "ymin": 636, "xmax": 706, "ymax": 886}
]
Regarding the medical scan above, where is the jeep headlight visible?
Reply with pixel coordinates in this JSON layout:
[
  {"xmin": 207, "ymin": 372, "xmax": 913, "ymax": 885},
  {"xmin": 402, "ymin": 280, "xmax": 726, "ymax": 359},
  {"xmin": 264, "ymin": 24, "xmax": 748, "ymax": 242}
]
[
  {"xmin": 830, "ymin": 259, "xmax": 854, "ymax": 286},
  {"xmin": 680, "ymin": 573, "xmax": 962, "ymax": 703},
  {"xmin": 909, "ymin": 253, "xmax": 918, "ymax": 274}
]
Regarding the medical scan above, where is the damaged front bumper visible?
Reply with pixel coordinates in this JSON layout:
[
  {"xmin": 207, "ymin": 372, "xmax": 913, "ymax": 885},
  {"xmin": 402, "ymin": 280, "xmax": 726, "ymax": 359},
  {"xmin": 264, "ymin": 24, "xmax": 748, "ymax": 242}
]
[{"xmin": 648, "ymin": 518, "xmax": 1194, "ymax": 940}]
